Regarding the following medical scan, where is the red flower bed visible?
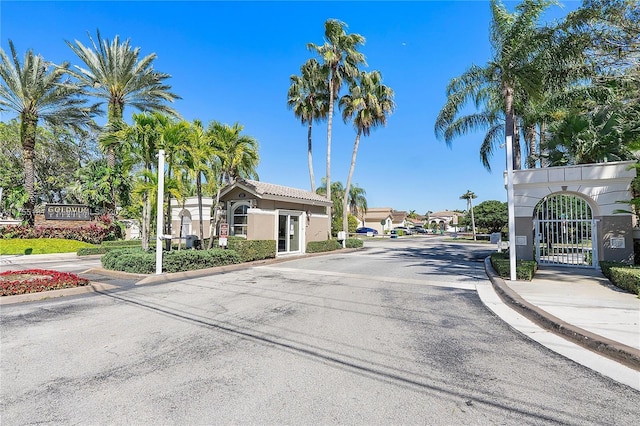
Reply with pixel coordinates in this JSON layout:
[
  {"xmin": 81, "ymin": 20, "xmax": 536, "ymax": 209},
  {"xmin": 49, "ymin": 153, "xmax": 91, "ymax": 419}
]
[{"xmin": 0, "ymin": 269, "xmax": 90, "ymax": 296}]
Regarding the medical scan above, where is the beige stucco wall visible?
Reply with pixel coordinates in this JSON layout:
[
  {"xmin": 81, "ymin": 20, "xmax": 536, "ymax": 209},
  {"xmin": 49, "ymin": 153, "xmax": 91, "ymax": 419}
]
[
  {"xmin": 306, "ymin": 214, "xmax": 330, "ymax": 242},
  {"xmin": 247, "ymin": 209, "xmax": 276, "ymax": 241}
]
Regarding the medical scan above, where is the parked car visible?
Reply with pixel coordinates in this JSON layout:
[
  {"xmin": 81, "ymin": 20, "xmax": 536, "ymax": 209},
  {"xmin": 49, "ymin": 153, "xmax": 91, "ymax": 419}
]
[
  {"xmin": 355, "ymin": 227, "xmax": 378, "ymax": 235},
  {"xmin": 411, "ymin": 226, "xmax": 428, "ymax": 234},
  {"xmin": 393, "ymin": 226, "xmax": 413, "ymax": 235}
]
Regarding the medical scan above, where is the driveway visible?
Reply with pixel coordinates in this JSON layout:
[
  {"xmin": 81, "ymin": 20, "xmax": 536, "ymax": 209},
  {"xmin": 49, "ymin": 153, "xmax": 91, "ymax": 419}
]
[{"xmin": 1, "ymin": 238, "xmax": 638, "ymax": 424}]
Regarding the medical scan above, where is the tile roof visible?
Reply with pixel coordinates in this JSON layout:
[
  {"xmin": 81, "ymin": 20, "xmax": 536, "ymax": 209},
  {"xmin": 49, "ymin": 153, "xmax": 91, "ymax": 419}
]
[{"xmin": 240, "ymin": 179, "xmax": 332, "ymax": 205}]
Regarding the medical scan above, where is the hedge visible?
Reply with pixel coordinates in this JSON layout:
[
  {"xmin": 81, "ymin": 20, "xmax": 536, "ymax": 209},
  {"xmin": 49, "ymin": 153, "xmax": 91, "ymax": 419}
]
[
  {"xmin": 101, "ymin": 248, "xmax": 242, "ymax": 274},
  {"xmin": 227, "ymin": 239, "xmax": 276, "ymax": 262},
  {"xmin": 77, "ymin": 247, "xmax": 111, "ymax": 256},
  {"xmin": 306, "ymin": 239, "xmax": 342, "ymax": 253},
  {"xmin": 345, "ymin": 238, "xmax": 363, "ymax": 249},
  {"xmin": 102, "ymin": 240, "xmax": 142, "ymax": 248},
  {"xmin": 490, "ymin": 252, "xmax": 538, "ymax": 281},
  {"xmin": 600, "ymin": 261, "xmax": 640, "ymax": 295}
]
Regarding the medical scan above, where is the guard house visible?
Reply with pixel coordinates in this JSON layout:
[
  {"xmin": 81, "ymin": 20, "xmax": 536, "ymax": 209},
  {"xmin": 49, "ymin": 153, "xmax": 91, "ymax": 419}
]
[{"xmin": 218, "ymin": 179, "xmax": 332, "ymax": 256}]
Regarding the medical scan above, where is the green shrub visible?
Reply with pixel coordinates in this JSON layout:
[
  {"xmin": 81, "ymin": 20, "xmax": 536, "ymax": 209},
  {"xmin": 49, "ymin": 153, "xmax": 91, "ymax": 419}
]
[
  {"xmin": 102, "ymin": 248, "xmax": 155, "ymax": 273},
  {"xmin": 102, "ymin": 240, "xmax": 142, "ymax": 248},
  {"xmin": 102, "ymin": 247, "xmax": 242, "ymax": 274},
  {"xmin": 608, "ymin": 267, "xmax": 640, "ymax": 295},
  {"xmin": 600, "ymin": 261, "xmax": 640, "ymax": 295},
  {"xmin": 77, "ymin": 247, "xmax": 110, "ymax": 256},
  {"xmin": 490, "ymin": 252, "xmax": 537, "ymax": 281},
  {"xmin": 227, "ymin": 239, "xmax": 276, "ymax": 262},
  {"xmin": 162, "ymin": 249, "xmax": 241, "ymax": 273},
  {"xmin": 345, "ymin": 238, "xmax": 363, "ymax": 249},
  {"xmin": 307, "ymin": 239, "xmax": 342, "ymax": 253}
]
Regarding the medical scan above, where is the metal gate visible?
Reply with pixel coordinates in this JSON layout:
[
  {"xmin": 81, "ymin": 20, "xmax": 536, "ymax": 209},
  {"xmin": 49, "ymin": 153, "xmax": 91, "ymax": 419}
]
[{"xmin": 534, "ymin": 194, "xmax": 597, "ymax": 268}]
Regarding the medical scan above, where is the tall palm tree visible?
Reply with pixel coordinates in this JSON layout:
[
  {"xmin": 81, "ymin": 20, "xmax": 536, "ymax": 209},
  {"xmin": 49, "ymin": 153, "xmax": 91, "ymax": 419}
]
[
  {"xmin": 348, "ymin": 184, "xmax": 368, "ymax": 220},
  {"xmin": 0, "ymin": 40, "xmax": 99, "ymax": 225},
  {"xmin": 339, "ymin": 70, "xmax": 395, "ymax": 239},
  {"xmin": 287, "ymin": 58, "xmax": 329, "ymax": 192},
  {"xmin": 308, "ymin": 19, "xmax": 366, "ymax": 234},
  {"xmin": 434, "ymin": 0, "xmax": 558, "ymax": 171},
  {"xmin": 460, "ymin": 190, "xmax": 477, "ymax": 241},
  {"xmin": 207, "ymin": 121, "xmax": 260, "ymax": 248},
  {"xmin": 67, "ymin": 30, "xmax": 179, "ymax": 213}
]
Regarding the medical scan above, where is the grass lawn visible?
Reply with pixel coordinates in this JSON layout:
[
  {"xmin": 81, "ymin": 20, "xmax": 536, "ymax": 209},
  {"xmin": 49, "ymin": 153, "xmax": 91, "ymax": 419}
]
[{"xmin": 0, "ymin": 238, "xmax": 96, "ymax": 255}]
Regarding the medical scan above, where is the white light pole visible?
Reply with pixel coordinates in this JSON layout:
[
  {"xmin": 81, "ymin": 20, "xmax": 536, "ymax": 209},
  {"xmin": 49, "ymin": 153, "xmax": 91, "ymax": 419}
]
[
  {"xmin": 155, "ymin": 150, "xmax": 165, "ymax": 275},
  {"xmin": 506, "ymin": 136, "xmax": 517, "ymax": 281}
]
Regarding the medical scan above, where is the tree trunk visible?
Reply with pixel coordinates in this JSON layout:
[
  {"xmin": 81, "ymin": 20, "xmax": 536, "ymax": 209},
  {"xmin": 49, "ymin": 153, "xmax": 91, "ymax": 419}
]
[
  {"xmin": 307, "ymin": 121, "xmax": 315, "ymax": 193},
  {"xmin": 197, "ymin": 173, "xmax": 204, "ymax": 247},
  {"xmin": 326, "ymin": 77, "xmax": 335, "ymax": 238},
  {"xmin": 141, "ymin": 191, "xmax": 149, "ymax": 251},
  {"xmin": 469, "ymin": 199, "xmax": 476, "ymax": 241},
  {"xmin": 165, "ymin": 167, "xmax": 172, "ymax": 249},
  {"xmin": 177, "ymin": 199, "xmax": 186, "ymax": 251},
  {"xmin": 207, "ymin": 184, "xmax": 223, "ymax": 250},
  {"xmin": 503, "ymin": 83, "xmax": 520, "ymax": 170},
  {"xmin": 20, "ymin": 112, "xmax": 37, "ymax": 226},
  {"xmin": 539, "ymin": 121, "xmax": 547, "ymax": 168},
  {"xmin": 105, "ymin": 99, "xmax": 124, "ymax": 216},
  {"xmin": 526, "ymin": 123, "xmax": 537, "ymax": 169},
  {"xmin": 342, "ymin": 131, "xmax": 362, "ymax": 245}
]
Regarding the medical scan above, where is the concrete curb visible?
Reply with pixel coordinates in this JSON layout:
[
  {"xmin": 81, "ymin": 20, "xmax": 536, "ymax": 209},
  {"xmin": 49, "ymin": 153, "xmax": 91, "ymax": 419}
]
[
  {"xmin": 484, "ymin": 257, "xmax": 640, "ymax": 371},
  {"xmin": 0, "ymin": 281, "xmax": 117, "ymax": 305}
]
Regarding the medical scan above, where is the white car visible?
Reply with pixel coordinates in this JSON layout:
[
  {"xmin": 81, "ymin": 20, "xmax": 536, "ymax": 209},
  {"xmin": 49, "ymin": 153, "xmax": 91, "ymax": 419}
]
[{"xmin": 392, "ymin": 226, "xmax": 413, "ymax": 236}]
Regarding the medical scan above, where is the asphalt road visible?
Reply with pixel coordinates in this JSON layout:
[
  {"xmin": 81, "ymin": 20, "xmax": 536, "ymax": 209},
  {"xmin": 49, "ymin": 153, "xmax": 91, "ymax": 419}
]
[{"xmin": 1, "ymin": 238, "xmax": 638, "ymax": 424}]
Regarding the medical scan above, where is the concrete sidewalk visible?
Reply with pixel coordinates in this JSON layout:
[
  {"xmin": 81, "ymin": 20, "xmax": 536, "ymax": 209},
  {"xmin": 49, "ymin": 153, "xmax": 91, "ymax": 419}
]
[{"xmin": 484, "ymin": 260, "xmax": 640, "ymax": 377}]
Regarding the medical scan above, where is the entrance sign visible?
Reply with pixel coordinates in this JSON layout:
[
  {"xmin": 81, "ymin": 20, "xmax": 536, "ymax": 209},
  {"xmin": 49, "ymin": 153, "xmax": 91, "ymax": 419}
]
[{"xmin": 44, "ymin": 204, "xmax": 90, "ymax": 221}]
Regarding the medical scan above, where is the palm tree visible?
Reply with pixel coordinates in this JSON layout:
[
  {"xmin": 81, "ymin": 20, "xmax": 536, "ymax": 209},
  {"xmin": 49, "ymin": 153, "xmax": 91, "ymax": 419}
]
[
  {"xmin": 207, "ymin": 121, "xmax": 260, "ymax": 248},
  {"xmin": 316, "ymin": 179, "xmax": 345, "ymax": 235},
  {"xmin": 348, "ymin": 184, "xmax": 368, "ymax": 220},
  {"xmin": 434, "ymin": 0, "xmax": 558, "ymax": 171},
  {"xmin": 287, "ymin": 58, "xmax": 329, "ymax": 192},
  {"xmin": 460, "ymin": 190, "xmax": 477, "ymax": 241},
  {"xmin": 339, "ymin": 70, "xmax": 395, "ymax": 239},
  {"xmin": 66, "ymin": 30, "xmax": 179, "ymax": 213},
  {"xmin": 0, "ymin": 40, "xmax": 99, "ymax": 225},
  {"xmin": 308, "ymin": 19, "xmax": 366, "ymax": 234},
  {"xmin": 118, "ymin": 112, "xmax": 166, "ymax": 250},
  {"xmin": 160, "ymin": 119, "xmax": 191, "ymax": 242},
  {"xmin": 184, "ymin": 120, "xmax": 215, "ymax": 244}
]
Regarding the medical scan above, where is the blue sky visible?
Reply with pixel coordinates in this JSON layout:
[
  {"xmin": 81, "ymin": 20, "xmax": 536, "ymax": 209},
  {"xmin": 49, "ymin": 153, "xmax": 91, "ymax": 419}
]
[{"xmin": 1, "ymin": 0, "xmax": 581, "ymax": 214}]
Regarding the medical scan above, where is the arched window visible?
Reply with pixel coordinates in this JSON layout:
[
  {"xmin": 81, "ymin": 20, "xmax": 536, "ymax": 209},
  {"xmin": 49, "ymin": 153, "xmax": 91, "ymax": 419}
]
[{"xmin": 232, "ymin": 204, "xmax": 249, "ymax": 237}]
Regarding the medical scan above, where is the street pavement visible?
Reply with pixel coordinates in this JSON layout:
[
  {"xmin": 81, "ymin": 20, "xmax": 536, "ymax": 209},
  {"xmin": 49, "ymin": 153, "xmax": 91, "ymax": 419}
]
[{"xmin": 1, "ymin": 238, "xmax": 639, "ymax": 424}]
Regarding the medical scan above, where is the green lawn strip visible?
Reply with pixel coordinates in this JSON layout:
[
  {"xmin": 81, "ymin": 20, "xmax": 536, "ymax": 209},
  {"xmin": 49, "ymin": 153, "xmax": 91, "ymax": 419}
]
[{"xmin": 0, "ymin": 238, "xmax": 96, "ymax": 255}]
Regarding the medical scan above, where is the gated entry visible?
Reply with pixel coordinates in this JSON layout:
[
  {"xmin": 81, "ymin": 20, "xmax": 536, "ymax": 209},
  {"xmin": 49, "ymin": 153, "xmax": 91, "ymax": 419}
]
[{"xmin": 534, "ymin": 194, "xmax": 597, "ymax": 268}]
